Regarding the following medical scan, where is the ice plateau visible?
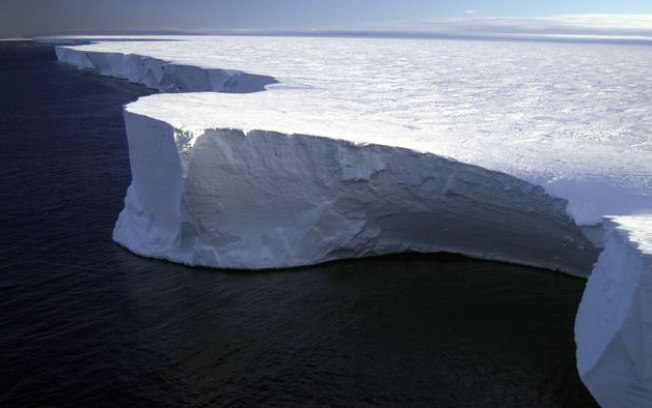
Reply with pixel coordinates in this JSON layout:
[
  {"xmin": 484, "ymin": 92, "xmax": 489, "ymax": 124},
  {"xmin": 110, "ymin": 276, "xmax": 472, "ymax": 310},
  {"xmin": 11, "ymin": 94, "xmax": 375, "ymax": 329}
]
[{"xmin": 51, "ymin": 35, "xmax": 652, "ymax": 407}]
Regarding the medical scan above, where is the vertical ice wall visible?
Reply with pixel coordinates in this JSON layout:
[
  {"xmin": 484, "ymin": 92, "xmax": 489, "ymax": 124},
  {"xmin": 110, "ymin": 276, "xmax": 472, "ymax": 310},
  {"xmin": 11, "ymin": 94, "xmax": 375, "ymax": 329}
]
[{"xmin": 113, "ymin": 105, "xmax": 598, "ymax": 273}]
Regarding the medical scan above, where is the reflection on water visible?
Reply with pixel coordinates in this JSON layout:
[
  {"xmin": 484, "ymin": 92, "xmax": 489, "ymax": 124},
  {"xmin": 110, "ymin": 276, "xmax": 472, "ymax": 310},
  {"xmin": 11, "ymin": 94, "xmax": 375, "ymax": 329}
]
[{"xmin": 0, "ymin": 41, "xmax": 597, "ymax": 407}]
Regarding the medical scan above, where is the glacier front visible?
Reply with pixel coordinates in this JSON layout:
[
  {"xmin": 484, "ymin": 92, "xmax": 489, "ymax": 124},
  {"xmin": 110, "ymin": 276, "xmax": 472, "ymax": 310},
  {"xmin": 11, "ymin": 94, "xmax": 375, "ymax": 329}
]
[{"xmin": 50, "ymin": 35, "xmax": 652, "ymax": 407}]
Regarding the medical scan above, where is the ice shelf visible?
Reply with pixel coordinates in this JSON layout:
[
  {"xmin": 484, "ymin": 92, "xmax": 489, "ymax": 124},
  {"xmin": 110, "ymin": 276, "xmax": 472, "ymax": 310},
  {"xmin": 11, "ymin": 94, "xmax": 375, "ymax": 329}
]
[{"xmin": 51, "ymin": 36, "xmax": 652, "ymax": 407}]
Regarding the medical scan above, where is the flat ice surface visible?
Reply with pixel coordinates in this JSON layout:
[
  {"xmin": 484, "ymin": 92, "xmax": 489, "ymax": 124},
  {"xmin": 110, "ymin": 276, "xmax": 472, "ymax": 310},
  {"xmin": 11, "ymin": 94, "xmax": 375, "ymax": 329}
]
[{"xmin": 58, "ymin": 35, "xmax": 652, "ymax": 225}]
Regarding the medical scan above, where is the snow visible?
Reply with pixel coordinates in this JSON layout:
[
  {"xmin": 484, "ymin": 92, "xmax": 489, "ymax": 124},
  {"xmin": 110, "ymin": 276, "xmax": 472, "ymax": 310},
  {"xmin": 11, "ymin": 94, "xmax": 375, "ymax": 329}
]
[{"xmin": 49, "ymin": 35, "xmax": 652, "ymax": 406}]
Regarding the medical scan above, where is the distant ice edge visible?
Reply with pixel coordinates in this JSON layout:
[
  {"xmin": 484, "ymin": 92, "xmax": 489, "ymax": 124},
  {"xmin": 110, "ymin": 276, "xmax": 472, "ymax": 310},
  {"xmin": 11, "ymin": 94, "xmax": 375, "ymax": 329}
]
[
  {"xmin": 55, "ymin": 46, "xmax": 277, "ymax": 93},
  {"xmin": 56, "ymin": 44, "xmax": 652, "ymax": 407}
]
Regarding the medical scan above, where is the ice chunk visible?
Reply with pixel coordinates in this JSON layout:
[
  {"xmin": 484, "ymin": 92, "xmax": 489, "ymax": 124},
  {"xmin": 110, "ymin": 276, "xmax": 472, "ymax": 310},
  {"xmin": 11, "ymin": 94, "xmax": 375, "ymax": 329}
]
[{"xmin": 576, "ymin": 215, "xmax": 652, "ymax": 407}]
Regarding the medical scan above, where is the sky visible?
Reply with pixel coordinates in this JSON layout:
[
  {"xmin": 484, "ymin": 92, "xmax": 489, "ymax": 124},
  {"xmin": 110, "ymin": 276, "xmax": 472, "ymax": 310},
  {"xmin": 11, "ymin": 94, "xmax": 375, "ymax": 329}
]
[{"xmin": 1, "ymin": 0, "xmax": 652, "ymax": 37}]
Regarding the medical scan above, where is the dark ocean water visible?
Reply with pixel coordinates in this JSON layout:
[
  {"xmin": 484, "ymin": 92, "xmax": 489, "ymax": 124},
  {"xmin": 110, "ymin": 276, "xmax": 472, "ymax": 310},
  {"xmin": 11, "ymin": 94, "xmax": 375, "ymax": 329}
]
[{"xmin": 0, "ymin": 41, "xmax": 598, "ymax": 407}]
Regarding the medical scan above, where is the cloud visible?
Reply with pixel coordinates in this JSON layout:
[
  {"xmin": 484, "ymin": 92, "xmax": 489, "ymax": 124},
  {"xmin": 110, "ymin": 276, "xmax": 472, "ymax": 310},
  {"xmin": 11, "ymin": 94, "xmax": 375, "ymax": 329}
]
[
  {"xmin": 356, "ymin": 14, "xmax": 652, "ymax": 40},
  {"xmin": 204, "ymin": 13, "xmax": 652, "ymax": 45},
  {"xmin": 544, "ymin": 14, "xmax": 652, "ymax": 33}
]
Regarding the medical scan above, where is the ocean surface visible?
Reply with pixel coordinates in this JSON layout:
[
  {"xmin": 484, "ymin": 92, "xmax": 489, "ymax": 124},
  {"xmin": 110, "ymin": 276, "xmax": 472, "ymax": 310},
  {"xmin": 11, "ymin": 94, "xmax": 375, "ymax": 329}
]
[{"xmin": 0, "ymin": 41, "xmax": 597, "ymax": 407}]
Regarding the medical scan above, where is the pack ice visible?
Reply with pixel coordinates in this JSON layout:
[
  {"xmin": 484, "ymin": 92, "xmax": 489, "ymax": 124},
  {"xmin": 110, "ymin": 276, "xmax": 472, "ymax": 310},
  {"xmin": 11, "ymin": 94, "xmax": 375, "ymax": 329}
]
[{"xmin": 52, "ymin": 35, "xmax": 652, "ymax": 407}]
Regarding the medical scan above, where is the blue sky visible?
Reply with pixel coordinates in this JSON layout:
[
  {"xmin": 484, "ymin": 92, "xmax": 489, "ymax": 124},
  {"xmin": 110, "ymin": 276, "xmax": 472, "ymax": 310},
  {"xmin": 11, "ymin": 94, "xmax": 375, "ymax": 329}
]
[{"xmin": 1, "ymin": 0, "xmax": 651, "ymax": 37}]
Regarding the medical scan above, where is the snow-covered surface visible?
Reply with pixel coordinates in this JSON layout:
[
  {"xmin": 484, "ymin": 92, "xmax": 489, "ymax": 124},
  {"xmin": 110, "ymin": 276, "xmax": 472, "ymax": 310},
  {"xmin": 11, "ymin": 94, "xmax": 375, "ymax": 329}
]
[
  {"xmin": 576, "ymin": 215, "xmax": 652, "ymax": 407},
  {"xmin": 53, "ymin": 35, "xmax": 652, "ymax": 226},
  {"xmin": 50, "ymin": 35, "xmax": 652, "ymax": 406}
]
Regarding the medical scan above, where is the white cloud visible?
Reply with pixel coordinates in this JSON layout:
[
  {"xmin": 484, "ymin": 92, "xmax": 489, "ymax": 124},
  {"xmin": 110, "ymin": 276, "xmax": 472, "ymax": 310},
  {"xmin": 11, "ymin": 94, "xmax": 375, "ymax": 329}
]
[
  {"xmin": 359, "ymin": 14, "xmax": 652, "ymax": 40},
  {"xmin": 547, "ymin": 14, "xmax": 652, "ymax": 32},
  {"xmin": 211, "ymin": 13, "xmax": 652, "ymax": 44}
]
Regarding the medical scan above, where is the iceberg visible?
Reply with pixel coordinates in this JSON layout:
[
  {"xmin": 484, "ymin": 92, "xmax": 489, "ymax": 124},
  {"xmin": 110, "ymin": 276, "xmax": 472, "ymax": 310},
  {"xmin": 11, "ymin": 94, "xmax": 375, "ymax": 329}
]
[{"xmin": 50, "ymin": 35, "xmax": 652, "ymax": 407}]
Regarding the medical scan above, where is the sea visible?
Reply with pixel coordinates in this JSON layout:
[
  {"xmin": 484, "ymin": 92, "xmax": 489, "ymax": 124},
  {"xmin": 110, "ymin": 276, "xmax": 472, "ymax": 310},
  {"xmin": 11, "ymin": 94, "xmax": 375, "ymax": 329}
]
[{"xmin": 0, "ymin": 41, "xmax": 597, "ymax": 407}]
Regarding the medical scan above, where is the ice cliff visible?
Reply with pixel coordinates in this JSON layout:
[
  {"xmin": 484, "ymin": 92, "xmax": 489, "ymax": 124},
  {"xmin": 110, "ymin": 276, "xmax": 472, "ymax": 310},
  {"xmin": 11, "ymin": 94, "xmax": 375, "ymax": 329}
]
[
  {"xmin": 55, "ymin": 46, "xmax": 277, "ymax": 93},
  {"xmin": 52, "ymin": 37, "xmax": 652, "ymax": 407},
  {"xmin": 117, "ymin": 93, "xmax": 597, "ymax": 274}
]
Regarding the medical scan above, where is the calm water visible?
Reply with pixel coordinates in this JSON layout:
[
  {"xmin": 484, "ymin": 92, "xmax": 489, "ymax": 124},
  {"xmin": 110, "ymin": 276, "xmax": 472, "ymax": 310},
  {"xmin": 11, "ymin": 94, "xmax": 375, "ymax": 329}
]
[{"xmin": 0, "ymin": 42, "xmax": 597, "ymax": 407}]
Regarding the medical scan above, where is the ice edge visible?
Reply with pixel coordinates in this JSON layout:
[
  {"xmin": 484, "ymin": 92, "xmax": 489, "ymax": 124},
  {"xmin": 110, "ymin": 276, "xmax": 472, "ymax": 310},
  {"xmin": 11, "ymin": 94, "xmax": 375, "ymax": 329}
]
[{"xmin": 55, "ymin": 44, "xmax": 278, "ymax": 93}]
